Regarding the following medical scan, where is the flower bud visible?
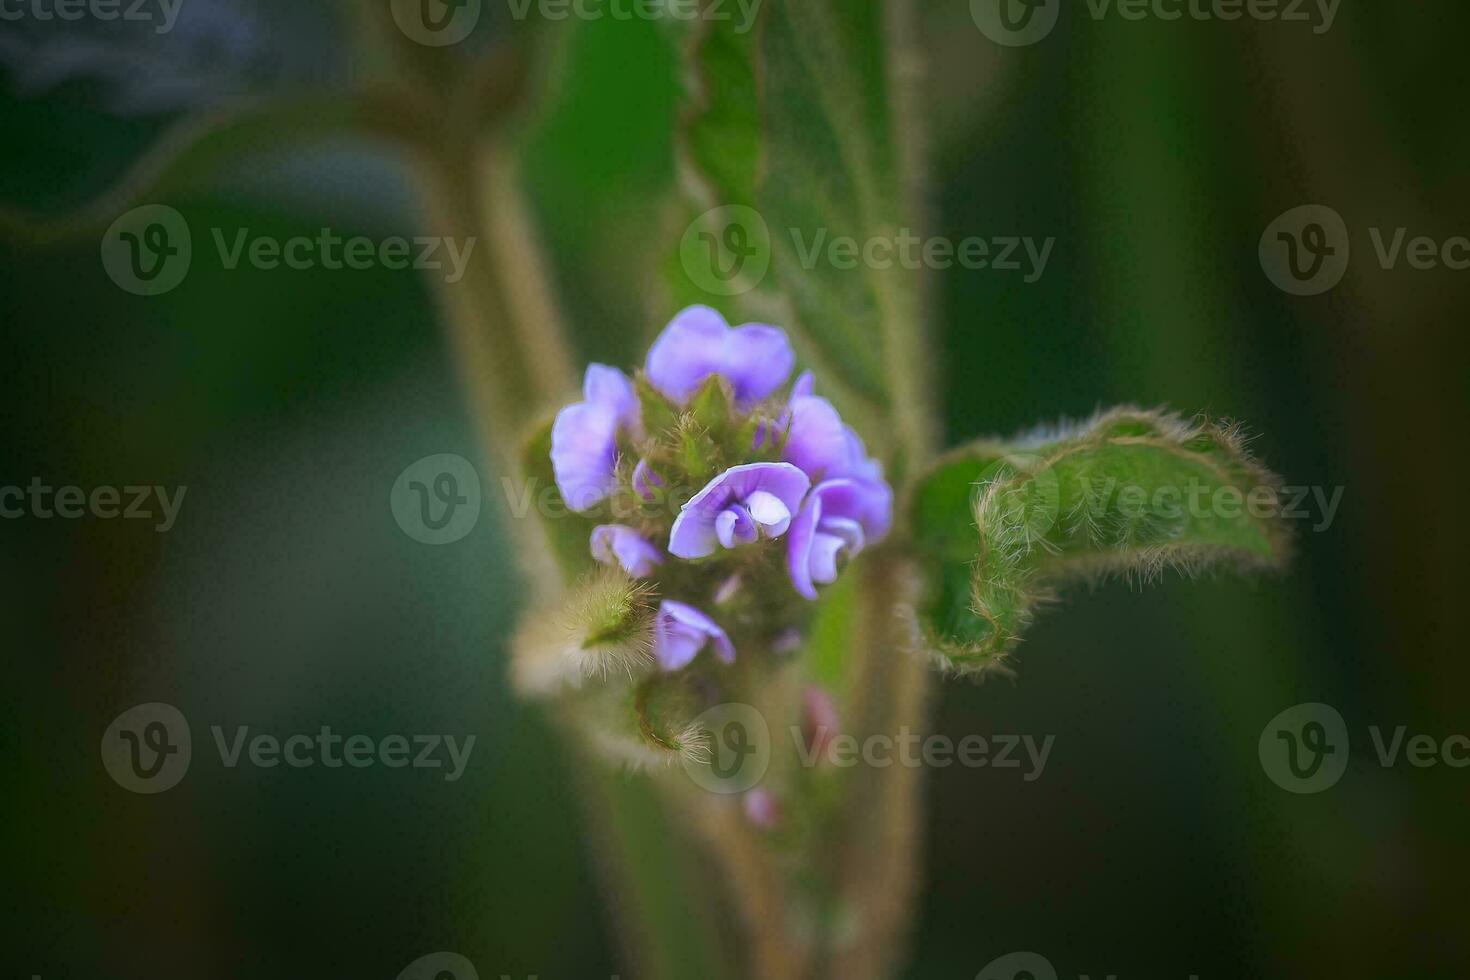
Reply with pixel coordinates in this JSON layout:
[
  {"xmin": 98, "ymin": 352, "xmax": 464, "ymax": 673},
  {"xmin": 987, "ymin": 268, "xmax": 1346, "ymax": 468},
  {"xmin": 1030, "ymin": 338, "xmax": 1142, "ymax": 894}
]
[{"xmin": 511, "ymin": 570, "xmax": 654, "ymax": 696}]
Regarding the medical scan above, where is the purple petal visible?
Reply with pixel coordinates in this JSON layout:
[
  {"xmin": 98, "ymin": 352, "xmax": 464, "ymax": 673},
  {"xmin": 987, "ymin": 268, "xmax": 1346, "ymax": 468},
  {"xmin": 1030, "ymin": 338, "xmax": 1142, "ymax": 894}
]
[
  {"xmin": 644, "ymin": 306, "xmax": 793, "ymax": 406},
  {"xmin": 551, "ymin": 364, "xmax": 640, "ymax": 513},
  {"xmin": 715, "ymin": 505, "xmax": 757, "ymax": 549},
  {"xmin": 720, "ymin": 323, "xmax": 795, "ymax": 404},
  {"xmin": 785, "ymin": 478, "xmax": 892, "ymax": 599},
  {"xmin": 583, "ymin": 364, "xmax": 641, "ymax": 436},
  {"xmin": 783, "ymin": 395, "xmax": 853, "ymax": 482},
  {"xmin": 809, "ymin": 476, "xmax": 893, "ymax": 543},
  {"xmin": 590, "ymin": 524, "xmax": 663, "ymax": 578},
  {"xmin": 743, "ymin": 489, "xmax": 793, "ymax": 536},
  {"xmin": 551, "ymin": 402, "xmax": 619, "ymax": 512},
  {"xmin": 785, "ymin": 490, "xmax": 824, "ymax": 600},
  {"xmin": 668, "ymin": 462, "xmax": 811, "ymax": 559},
  {"xmin": 791, "ymin": 370, "xmax": 815, "ymax": 400},
  {"xmin": 645, "ymin": 306, "xmax": 729, "ymax": 404},
  {"xmin": 807, "ymin": 532, "xmax": 848, "ymax": 585},
  {"xmin": 654, "ymin": 600, "xmax": 735, "ymax": 670}
]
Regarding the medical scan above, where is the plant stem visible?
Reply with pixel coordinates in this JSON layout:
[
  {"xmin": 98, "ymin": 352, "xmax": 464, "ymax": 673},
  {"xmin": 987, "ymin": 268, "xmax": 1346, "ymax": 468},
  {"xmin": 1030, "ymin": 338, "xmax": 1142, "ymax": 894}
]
[
  {"xmin": 412, "ymin": 137, "xmax": 574, "ymax": 602},
  {"xmin": 815, "ymin": 4, "xmax": 939, "ymax": 975}
]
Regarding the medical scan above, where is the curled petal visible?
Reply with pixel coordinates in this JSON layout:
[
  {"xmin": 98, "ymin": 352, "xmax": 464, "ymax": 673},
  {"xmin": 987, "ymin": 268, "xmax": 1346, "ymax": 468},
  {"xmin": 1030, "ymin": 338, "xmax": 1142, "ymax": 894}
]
[
  {"xmin": 743, "ymin": 489, "xmax": 793, "ymax": 536},
  {"xmin": 785, "ymin": 490, "xmax": 824, "ymax": 600},
  {"xmin": 786, "ymin": 478, "xmax": 892, "ymax": 599},
  {"xmin": 669, "ymin": 462, "xmax": 811, "ymax": 559},
  {"xmin": 715, "ymin": 504, "xmax": 757, "ymax": 549},
  {"xmin": 783, "ymin": 382, "xmax": 889, "ymax": 491},
  {"xmin": 809, "ymin": 476, "xmax": 892, "ymax": 543},
  {"xmin": 551, "ymin": 364, "xmax": 640, "ymax": 512},
  {"xmin": 654, "ymin": 600, "xmax": 735, "ymax": 670},
  {"xmin": 645, "ymin": 306, "xmax": 793, "ymax": 406},
  {"xmin": 590, "ymin": 524, "xmax": 663, "ymax": 578},
  {"xmin": 807, "ymin": 532, "xmax": 848, "ymax": 585},
  {"xmin": 551, "ymin": 402, "xmax": 619, "ymax": 512}
]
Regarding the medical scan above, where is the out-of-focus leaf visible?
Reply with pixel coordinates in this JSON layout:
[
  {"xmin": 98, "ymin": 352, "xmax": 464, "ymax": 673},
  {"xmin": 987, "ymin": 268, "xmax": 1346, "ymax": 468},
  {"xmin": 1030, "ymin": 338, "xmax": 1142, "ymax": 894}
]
[
  {"xmin": 912, "ymin": 407, "xmax": 1291, "ymax": 673},
  {"xmin": 0, "ymin": 0, "xmax": 348, "ymax": 115},
  {"xmin": 672, "ymin": 0, "xmax": 917, "ymax": 415},
  {"xmin": 0, "ymin": 92, "xmax": 421, "ymax": 242}
]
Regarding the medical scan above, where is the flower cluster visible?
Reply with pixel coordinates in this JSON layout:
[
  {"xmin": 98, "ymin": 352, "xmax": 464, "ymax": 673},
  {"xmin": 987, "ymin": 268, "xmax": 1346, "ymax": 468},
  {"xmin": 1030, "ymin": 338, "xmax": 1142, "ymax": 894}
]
[{"xmin": 551, "ymin": 306, "xmax": 893, "ymax": 671}]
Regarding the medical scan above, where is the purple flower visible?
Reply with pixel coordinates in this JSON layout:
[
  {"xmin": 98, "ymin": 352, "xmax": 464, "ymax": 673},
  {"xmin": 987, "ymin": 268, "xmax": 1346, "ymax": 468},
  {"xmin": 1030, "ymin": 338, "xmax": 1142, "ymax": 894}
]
[
  {"xmin": 669, "ymin": 462, "xmax": 811, "ymax": 559},
  {"xmin": 782, "ymin": 373, "xmax": 881, "ymax": 484},
  {"xmin": 590, "ymin": 524, "xmax": 663, "ymax": 578},
  {"xmin": 645, "ymin": 306, "xmax": 794, "ymax": 406},
  {"xmin": 654, "ymin": 600, "xmax": 735, "ymax": 670},
  {"xmin": 551, "ymin": 364, "xmax": 641, "ymax": 512},
  {"xmin": 778, "ymin": 374, "xmax": 892, "ymax": 597},
  {"xmin": 786, "ymin": 478, "xmax": 894, "ymax": 600}
]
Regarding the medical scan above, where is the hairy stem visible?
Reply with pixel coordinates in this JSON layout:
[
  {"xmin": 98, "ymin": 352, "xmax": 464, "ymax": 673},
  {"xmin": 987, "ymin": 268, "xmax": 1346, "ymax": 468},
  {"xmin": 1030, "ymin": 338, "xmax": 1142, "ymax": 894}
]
[
  {"xmin": 412, "ymin": 138, "xmax": 574, "ymax": 602},
  {"xmin": 815, "ymin": 4, "xmax": 938, "ymax": 975}
]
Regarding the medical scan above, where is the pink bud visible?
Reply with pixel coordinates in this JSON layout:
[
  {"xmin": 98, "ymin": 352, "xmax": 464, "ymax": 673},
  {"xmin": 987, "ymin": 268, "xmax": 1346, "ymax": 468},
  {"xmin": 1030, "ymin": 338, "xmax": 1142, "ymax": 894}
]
[
  {"xmin": 743, "ymin": 787, "xmax": 782, "ymax": 830},
  {"xmin": 803, "ymin": 685, "xmax": 840, "ymax": 763}
]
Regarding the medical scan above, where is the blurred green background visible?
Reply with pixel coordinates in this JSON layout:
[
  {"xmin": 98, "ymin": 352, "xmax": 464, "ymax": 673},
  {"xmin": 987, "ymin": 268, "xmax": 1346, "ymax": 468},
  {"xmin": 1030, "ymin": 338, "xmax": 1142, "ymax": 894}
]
[{"xmin": 3, "ymin": 2, "xmax": 1466, "ymax": 977}]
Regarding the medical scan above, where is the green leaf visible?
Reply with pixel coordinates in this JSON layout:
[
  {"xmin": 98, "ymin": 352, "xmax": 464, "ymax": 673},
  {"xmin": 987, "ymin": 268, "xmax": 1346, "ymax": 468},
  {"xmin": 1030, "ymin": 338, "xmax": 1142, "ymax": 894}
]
[
  {"xmin": 911, "ymin": 408, "xmax": 1291, "ymax": 673},
  {"xmin": 673, "ymin": 0, "xmax": 917, "ymax": 414}
]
